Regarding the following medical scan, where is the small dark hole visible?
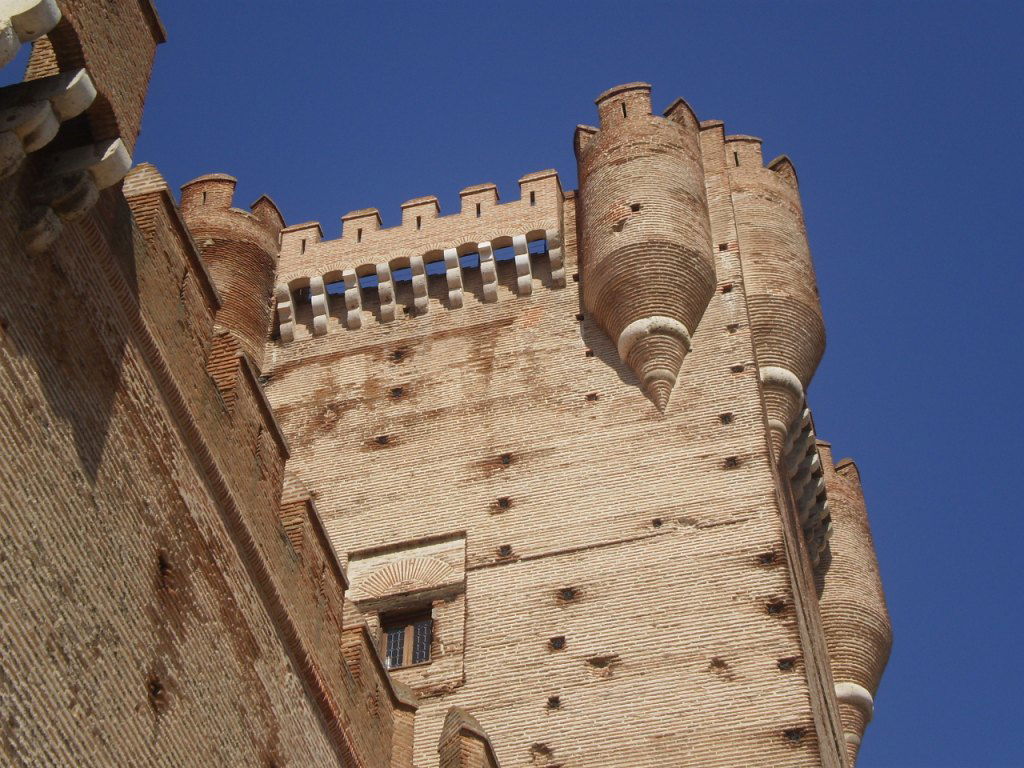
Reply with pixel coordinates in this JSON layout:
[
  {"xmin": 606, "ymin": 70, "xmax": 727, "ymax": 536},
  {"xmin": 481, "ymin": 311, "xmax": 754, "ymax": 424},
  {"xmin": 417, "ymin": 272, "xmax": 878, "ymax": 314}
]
[
  {"xmin": 547, "ymin": 695, "xmax": 561, "ymax": 709},
  {"xmin": 721, "ymin": 283, "xmax": 733, "ymax": 293},
  {"xmin": 390, "ymin": 386, "xmax": 404, "ymax": 399},
  {"xmin": 558, "ymin": 587, "xmax": 578, "ymax": 602},
  {"xmin": 584, "ymin": 349, "xmax": 594, "ymax": 358},
  {"xmin": 391, "ymin": 348, "xmax": 407, "ymax": 362},
  {"xmin": 499, "ymin": 452, "xmax": 513, "ymax": 465},
  {"xmin": 730, "ymin": 364, "xmax": 745, "ymax": 373},
  {"xmin": 157, "ymin": 551, "xmax": 173, "ymax": 590},
  {"xmin": 723, "ymin": 456, "xmax": 740, "ymax": 468},
  {"xmin": 720, "ymin": 413, "xmax": 734, "ymax": 425},
  {"xmin": 585, "ymin": 393, "xmax": 599, "ymax": 402},
  {"xmin": 147, "ymin": 674, "xmax": 165, "ymax": 713},
  {"xmin": 549, "ymin": 636, "xmax": 566, "ymax": 650},
  {"xmin": 777, "ymin": 657, "xmax": 796, "ymax": 671},
  {"xmin": 726, "ymin": 323, "xmax": 740, "ymax": 334},
  {"xmin": 710, "ymin": 657, "xmax": 727, "ymax": 669},
  {"xmin": 629, "ymin": 203, "xmax": 641, "ymax": 212},
  {"xmin": 571, "ymin": 273, "xmax": 579, "ymax": 282},
  {"xmin": 497, "ymin": 496, "xmax": 512, "ymax": 509},
  {"xmin": 575, "ymin": 313, "xmax": 584, "ymax": 321},
  {"xmin": 783, "ymin": 728, "xmax": 805, "ymax": 743},
  {"xmin": 767, "ymin": 599, "xmax": 786, "ymax": 615},
  {"xmin": 652, "ymin": 518, "xmax": 663, "ymax": 528},
  {"xmin": 758, "ymin": 551, "xmax": 777, "ymax": 565},
  {"xmin": 375, "ymin": 435, "xmax": 390, "ymax": 445},
  {"xmin": 719, "ymin": 243, "xmax": 729, "ymax": 251},
  {"xmin": 498, "ymin": 544, "xmax": 513, "ymax": 557}
]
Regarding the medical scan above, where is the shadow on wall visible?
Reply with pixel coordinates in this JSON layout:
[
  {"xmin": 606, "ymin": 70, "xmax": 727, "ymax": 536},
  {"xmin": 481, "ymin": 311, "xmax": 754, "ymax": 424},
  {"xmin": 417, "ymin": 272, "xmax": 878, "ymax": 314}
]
[{"xmin": 2, "ymin": 174, "xmax": 137, "ymax": 482}]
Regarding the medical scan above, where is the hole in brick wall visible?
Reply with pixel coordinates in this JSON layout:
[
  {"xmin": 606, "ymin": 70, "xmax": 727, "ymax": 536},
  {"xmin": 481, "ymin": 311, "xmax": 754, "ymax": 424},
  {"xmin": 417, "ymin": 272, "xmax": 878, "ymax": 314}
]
[
  {"xmin": 723, "ymin": 456, "xmax": 740, "ymax": 468},
  {"xmin": 201, "ymin": 191, "xmax": 207, "ymax": 205},
  {"xmin": 766, "ymin": 599, "xmax": 786, "ymax": 615},
  {"xmin": 652, "ymin": 518, "xmax": 663, "ymax": 528},
  {"xmin": 300, "ymin": 238, "xmax": 307, "ymax": 254},
  {"xmin": 727, "ymin": 323, "xmax": 740, "ymax": 334},
  {"xmin": 416, "ymin": 215, "xmax": 422, "ymax": 230},
  {"xmin": 557, "ymin": 587, "xmax": 578, "ymax": 603},
  {"xmin": 498, "ymin": 544, "xmax": 513, "ymax": 557},
  {"xmin": 531, "ymin": 743, "xmax": 554, "ymax": 757},
  {"xmin": 146, "ymin": 674, "xmax": 166, "ymax": 714},
  {"xmin": 783, "ymin": 728, "xmax": 806, "ymax": 743},
  {"xmin": 548, "ymin": 636, "xmax": 566, "ymax": 650},
  {"xmin": 584, "ymin": 349, "xmax": 594, "ymax": 358},
  {"xmin": 497, "ymin": 496, "xmax": 512, "ymax": 510},
  {"xmin": 777, "ymin": 657, "xmax": 797, "ymax": 671},
  {"xmin": 734, "ymin": 151, "xmax": 740, "ymax": 167},
  {"xmin": 374, "ymin": 435, "xmax": 390, "ymax": 446},
  {"xmin": 758, "ymin": 551, "xmax": 778, "ymax": 566},
  {"xmin": 530, "ymin": 191, "xmax": 536, "ymax": 206},
  {"xmin": 357, "ymin": 227, "xmax": 363, "ymax": 242},
  {"xmin": 390, "ymin": 386, "xmax": 404, "ymax": 399},
  {"xmin": 476, "ymin": 203, "xmax": 481, "ymax": 218},
  {"xmin": 157, "ymin": 550, "xmax": 173, "ymax": 591},
  {"xmin": 730, "ymin": 364, "xmax": 745, "ymax": 373},
  {"xmin": 575, "ymin": 313, "xmax": 584, "ymax": 321},
  {"xmin": 710, "ymin": 656, "xmax": 727, "ymax": 669},
  {"xmin": 571, "ymin": 273, "xmax": 579, "ymax": 282},
  {"xmin": 709, "ymin": 657, "xmax": 735, "ymax": 679},
  {"xmin": 719, "ymin": 243, "xmax": 729, "ymax": 251},
  {"xmin": 620, "ymin": 101, "xmax": 627, "ymax": 118},
  {"xmin": 258, "ymin": 373, "xmax": 271, "ymax": 386},
  {"xmin": 547, "ymin": 695, "xmax": 561, "ymax": 709},
  {"xmin": 630, "ymin": 203, "xmax": 641, "ymax": 212},
  {"xmin": 720, "ymin": 413, "xmax": 734, "ymax": 425},
  {"xmin": 391, "ymin": 348, "xmax": 408, "ymax": 362},
  {"xmin": 500, "ymin": 452, "xmax": 513, "ymax": 465},
  {"xmin": 585, "ymin": 392, "xmax": 599, "ymax": 402},
  {"xmin": 721, "ymin": 283, "xmax": 733, "ymax": 293},
  {"xmin": 611, "ymin": 220, "xmax": 625, "ymax": 233}
]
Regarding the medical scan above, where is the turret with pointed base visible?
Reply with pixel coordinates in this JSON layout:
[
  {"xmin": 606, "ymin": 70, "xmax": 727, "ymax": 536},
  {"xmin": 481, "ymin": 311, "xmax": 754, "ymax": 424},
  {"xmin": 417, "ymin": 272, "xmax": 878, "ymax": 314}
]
[{"xmin": 574, "ymin": 83, "xmax": 715, "ymax": 411}]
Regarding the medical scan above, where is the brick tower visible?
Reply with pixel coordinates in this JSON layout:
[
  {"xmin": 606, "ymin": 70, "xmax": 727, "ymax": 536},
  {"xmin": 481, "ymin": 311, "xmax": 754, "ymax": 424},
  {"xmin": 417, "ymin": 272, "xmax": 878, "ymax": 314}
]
[{"xmin": 0, "ymin": 1, "xmax": 891, "ymax": 762}]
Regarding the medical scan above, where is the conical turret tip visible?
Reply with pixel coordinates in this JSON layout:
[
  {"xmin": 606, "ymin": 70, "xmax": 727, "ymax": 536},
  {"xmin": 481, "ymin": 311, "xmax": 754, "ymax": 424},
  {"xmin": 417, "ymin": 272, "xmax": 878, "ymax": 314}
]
[{"xmin": 645, "ymin": 377, "xmax": 674, "ymax": 412}]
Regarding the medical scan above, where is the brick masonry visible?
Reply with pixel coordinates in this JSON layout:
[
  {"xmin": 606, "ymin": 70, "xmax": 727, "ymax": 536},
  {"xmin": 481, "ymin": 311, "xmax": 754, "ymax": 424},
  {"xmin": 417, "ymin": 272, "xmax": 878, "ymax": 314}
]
[{"xmin": 0, "ymin": 2, "xmax": 890, "ymax": 766}]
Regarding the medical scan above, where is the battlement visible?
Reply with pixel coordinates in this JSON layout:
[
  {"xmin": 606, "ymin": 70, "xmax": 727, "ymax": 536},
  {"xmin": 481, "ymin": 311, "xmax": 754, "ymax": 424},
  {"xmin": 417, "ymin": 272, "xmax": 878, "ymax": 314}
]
[{"xmin": 273, "ymin": 168, "xmax": 566, "ymax": 342}]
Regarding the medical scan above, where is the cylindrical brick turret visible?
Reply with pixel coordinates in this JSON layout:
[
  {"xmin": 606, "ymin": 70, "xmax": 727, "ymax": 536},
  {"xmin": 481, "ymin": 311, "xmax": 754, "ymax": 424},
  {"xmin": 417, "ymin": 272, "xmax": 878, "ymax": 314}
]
[
  {"xmin": 180, "ymin": 174, "xmax": 284, "ymax": 372},
  {"xmin": 816, "ymin": 443, "xmax": 892, "ymax": 763},
  {"xmin": 727, "ymin": 139, "xmax": 825, "ymax": 455},
  {"xmin": 575, "ymin": 83, "xmax": 715, "ymax": 411}
]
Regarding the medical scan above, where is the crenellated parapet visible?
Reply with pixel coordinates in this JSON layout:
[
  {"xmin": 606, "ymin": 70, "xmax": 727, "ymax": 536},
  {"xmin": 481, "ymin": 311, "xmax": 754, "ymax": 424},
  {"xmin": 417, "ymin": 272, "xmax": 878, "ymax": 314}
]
[
  {"xmin": 702, "ymin": 125, "xmax": 826, "ymax": 455},
  {"xmin": 0, "ymin": 0, "xmax": 141, "ymax": 253},
  {"xmin": 574, "ymin": 83, "xmax": 716, "ymax": 411},
  {"xmin": 815, "ymin": 445, "xmax": 892, "ymax": 763},
  {"xmin": 272, "ymin": 169, "xmax": 565, "ymax": 343},
  {"xmin": 180, "ymin": 173, "xmax": 284, "ymax": 371}
]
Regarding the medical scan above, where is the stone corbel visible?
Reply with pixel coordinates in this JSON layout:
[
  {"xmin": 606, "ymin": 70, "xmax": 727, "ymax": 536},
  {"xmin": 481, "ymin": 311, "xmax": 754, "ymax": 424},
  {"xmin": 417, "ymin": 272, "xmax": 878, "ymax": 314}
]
[
  {"xmin": 444, "ymin": 247, "xmax": 463, "ymax": 308},
  {"xmin": 0, "ymin": 0, "xmax": 60, "ymax": 69},
  {"xmin": 478, "ymin": 241, "xmax": 497, "ymax": 302},
  {"xmin": 22, "ymin": 138, "xmax": 132, "ymax": 252},
  {"xmin": 342, "ymin": 268, "xmax": 362, "ymax": 329},
  {"xmin": 377, "ymin": 262, "xmax": 396, "ymax": 322},
  {"xmin": 274, "ymin": 284, "xmax": 295, "ymax": 343},
  {"xmin": 309, "ymin": 275, "xmax": 329, "ymax": 336},
  {"xmin": 409, "ymin": 254, "xmax": 428, "ymax": 314},
  {"xmin": 546, "ymin": 227, "xmax": 566, "ymax": 288},
  {"xmin": 0, "ymin": 69, "xmax": 98, "ymax": 178},
  {"xmin": 513, "ymin": 233, "xmax": 532, "ymax": 295}
]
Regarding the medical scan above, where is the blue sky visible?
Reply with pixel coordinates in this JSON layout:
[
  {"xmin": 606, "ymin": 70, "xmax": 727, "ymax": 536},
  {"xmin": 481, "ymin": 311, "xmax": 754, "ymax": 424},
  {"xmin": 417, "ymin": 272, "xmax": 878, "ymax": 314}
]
[{"xmin": 130, "ymin": 2, "xmax": 1022, "ymax": 765}]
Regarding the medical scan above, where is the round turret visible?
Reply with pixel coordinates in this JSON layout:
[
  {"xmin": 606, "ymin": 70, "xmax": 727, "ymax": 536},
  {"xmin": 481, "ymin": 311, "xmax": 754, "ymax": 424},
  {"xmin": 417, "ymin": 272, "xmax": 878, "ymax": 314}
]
[
  {"xmin": 575, "ymin": 83, "xmax": 715, "ymax": 411},
  {"xmin": 816, "ymin": 445, "xmax": 892, "ymax": 762},
  {"xmin": 727, "ymin": 140, "xmax": 826, "ymax": 454},
  {"xmin": 180, "ymin": 174, "xmax": 283, "ymax": 371}
]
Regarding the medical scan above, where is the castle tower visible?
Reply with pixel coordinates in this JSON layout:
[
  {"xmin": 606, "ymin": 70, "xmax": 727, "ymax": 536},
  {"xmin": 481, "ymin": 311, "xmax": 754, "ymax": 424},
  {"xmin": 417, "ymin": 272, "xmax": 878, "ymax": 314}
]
[
  {"xmin": 180, "ymin": 174, "xmax": 284, "ymax": 371},
  {"xmin": 726, "ymin": 138, "xmax": 826, "ymax": 455},
  {"xmin": 817, "ymin": 444, "xmax": 893, "ymax": 762},
  {"xmin": 574, "ymin": 82, "xmax": 715, "ymax": 411}
]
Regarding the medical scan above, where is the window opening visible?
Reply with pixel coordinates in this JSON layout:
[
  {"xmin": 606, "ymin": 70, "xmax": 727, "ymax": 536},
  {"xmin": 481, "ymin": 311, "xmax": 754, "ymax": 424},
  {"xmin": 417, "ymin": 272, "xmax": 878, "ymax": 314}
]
[
  {"xmin": 201, "ymin": 191, "xmax": 207, "ymax": 205},
  {"xmin": 529, "ymin": 191, "xmax": 536, "ymax": 206},
  {"xmin": 475, "ymin": 203, "xmax": 481, "ymax": 218},
  {"xmin": 382, "ymin": 610, "xmax": 433, "ymax": 669},
  {"xmin": 357, "ymin": 228, "xmax": 363, "ymax": 242},
  {"xmin": 620, "ymin": 101, "xmax": 627, "ymax": 118},
  {"xmin": 300, "ymin": 238, "xmax": 307, "ymax": 254},
  {"xmin": 733, "ymin": 152, "xmax": 740, "ymax": 167},
  {"xmin": 416, "ymin": 216, "xmax": 422, "ymax": 230}
]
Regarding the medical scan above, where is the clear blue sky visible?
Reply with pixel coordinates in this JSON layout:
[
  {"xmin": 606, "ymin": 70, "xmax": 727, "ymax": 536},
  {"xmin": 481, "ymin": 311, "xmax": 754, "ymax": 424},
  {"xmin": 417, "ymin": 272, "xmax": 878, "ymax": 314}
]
[{"xmin": 139, "ymin": 2, "xmax": 1024, "ymax": 765}]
